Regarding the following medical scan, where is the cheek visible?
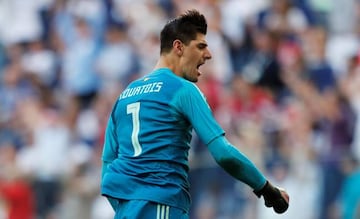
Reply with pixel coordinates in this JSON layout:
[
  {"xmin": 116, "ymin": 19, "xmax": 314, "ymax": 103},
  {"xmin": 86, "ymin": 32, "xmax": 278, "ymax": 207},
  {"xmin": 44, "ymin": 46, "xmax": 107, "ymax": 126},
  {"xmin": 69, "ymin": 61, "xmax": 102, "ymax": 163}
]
[
  {"xmin": 186, "ymin": 55, "xmax": 200, "ymax": 68},
  {"xmin": 184, "ymin": 48, "xmax": 201, "ymax": 62}
]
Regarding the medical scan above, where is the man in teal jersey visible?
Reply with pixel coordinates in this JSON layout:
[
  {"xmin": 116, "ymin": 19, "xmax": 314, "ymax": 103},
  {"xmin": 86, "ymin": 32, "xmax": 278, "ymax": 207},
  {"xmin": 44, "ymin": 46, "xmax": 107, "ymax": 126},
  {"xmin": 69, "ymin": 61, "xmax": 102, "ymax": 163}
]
[{"xmin": 101, "ymin": 9, "xmax": 289, "ymax": 219}]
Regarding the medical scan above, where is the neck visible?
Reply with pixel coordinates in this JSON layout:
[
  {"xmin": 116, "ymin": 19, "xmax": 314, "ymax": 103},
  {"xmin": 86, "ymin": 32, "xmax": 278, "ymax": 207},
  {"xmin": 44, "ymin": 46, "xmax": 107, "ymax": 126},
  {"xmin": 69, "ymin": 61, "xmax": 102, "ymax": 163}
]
[{"xmin": 154, "ymin": 55, "xmax": 181, "ymax": 77}]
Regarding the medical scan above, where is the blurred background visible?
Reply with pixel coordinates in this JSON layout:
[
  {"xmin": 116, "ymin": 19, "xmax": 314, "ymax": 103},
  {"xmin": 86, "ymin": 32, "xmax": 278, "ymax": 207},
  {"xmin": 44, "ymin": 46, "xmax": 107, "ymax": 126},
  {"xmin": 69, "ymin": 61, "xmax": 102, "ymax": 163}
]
[{"xmin": 0, "ymin": 0, "xmax": 360, "ymax": 219}]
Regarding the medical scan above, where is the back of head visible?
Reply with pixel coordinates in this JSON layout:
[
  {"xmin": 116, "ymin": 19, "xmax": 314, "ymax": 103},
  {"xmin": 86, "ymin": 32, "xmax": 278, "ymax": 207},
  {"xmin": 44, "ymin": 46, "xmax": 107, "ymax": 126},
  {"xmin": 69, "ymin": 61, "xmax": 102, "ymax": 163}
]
[{"xmin": 160, "ymin": 9, "xmax": 207, "ymax": 54}]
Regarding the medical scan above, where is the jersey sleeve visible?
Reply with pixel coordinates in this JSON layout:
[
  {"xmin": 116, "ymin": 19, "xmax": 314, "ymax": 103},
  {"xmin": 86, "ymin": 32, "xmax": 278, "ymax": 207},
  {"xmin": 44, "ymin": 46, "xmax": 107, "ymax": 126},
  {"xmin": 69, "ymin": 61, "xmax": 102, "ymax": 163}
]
[
  {"xmin": 101, "ymin": 102, "xmax": 120, "ymax": 182},
  {"xmin": 173, "ymin": 82, "xmax": 266, "ymax": 191},
  {"xmin": 208, "ymin": 136, "xmax": 267, "ymax": 190},
  {"xmin": 173, "ymin": 82, "xmax": 225, "ymax": 145},
  {"xmin": 102, "ymin": 101, "xmax": 120, "ymax": 163}
]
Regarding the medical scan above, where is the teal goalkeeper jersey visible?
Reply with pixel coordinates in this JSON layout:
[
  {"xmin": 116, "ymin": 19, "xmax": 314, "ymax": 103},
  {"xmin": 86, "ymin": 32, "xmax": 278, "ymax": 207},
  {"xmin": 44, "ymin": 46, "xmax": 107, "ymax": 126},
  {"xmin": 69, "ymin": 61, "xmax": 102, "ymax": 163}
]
[{"xmin": 101, "ymin": 68, "xmax": 225, "ymax": 212}]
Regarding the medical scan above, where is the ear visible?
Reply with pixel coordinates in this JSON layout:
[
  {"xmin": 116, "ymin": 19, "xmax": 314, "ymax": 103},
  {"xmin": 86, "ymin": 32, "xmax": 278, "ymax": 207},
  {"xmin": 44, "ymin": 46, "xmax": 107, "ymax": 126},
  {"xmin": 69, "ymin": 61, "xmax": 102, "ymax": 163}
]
[{"xmin": 173, "ymin": 39, "xmax": 183, "ymax": 56}]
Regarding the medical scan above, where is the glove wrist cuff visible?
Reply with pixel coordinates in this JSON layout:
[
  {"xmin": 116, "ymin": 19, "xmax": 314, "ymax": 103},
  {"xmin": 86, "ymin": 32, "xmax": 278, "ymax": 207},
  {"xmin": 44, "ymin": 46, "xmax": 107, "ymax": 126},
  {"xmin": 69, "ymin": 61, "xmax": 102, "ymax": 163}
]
[{"xmin": 254, "ymin": 180, "xmax": 269, "ymax": 198}]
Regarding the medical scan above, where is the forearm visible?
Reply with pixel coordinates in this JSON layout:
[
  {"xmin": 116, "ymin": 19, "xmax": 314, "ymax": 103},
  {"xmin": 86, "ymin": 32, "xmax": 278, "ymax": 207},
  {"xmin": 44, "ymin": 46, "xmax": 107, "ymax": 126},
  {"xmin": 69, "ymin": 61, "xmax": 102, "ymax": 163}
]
[
  {"xmin": 101, "ymin": 160, "xmax": 118, "ymax": 211},
  {"xmin": 101, "ymin": 160, "xmax": 111, "ymax": 180},
  {"xmin": 207, "ymin": 136, "xmax": 266, "ymax": 191},
  {"xmin": 106, "ymin": 196, "xmax": 118, "ymax": 211}
]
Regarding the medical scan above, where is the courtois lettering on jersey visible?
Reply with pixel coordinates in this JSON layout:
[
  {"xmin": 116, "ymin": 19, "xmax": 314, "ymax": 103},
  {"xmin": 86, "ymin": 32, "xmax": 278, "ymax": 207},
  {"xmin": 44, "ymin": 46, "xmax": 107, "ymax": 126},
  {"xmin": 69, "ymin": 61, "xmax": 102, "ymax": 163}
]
[{"xmin": 119, "ymin": 82, "xmax": 163, "ymax": 100}]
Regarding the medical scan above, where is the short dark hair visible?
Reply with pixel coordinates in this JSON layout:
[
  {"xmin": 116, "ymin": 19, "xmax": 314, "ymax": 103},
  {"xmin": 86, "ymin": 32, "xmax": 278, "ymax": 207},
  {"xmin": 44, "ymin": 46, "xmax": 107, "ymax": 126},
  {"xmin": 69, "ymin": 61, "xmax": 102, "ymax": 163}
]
[{"xmin": 160, "ymin": 9, "xmax": 207, "ymax": 54}]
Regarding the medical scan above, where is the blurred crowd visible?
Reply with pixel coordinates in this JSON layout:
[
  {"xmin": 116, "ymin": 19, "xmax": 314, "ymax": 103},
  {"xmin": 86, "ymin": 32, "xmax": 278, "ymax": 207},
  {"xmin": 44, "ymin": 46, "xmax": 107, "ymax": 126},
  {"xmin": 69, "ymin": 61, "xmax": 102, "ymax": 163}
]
[{"xmin": 0, "ymin": 0, "xmax": 360, "ymax": 219}]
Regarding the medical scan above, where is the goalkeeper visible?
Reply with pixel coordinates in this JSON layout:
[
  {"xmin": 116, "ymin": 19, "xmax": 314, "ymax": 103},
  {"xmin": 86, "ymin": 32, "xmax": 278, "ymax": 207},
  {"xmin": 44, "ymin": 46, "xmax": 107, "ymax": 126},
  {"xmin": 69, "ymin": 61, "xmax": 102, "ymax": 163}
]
[{"xmin": 101, "ymin": 9, "xmax": 289, "ymax": 219}]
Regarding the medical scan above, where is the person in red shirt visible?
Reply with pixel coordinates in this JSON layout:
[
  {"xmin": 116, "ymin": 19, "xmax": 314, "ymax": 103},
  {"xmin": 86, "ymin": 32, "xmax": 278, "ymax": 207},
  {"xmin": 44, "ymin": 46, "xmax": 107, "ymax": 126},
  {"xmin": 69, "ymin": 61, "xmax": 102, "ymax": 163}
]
[
  {"xmin": 0, "ymin": 180, "xmax": 35, "ymax": 219},
  {"xmin": 0, "ymin": 142, "xmax": 35, "ymax": 219}
]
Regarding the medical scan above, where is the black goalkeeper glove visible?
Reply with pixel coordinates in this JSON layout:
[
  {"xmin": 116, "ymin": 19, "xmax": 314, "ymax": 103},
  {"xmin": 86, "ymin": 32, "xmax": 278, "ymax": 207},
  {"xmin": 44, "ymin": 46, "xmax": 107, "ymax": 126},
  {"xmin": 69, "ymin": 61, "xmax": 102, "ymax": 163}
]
[{"xmin": 254, "ymin": 181, "xmax": 289, "ymax": 214}]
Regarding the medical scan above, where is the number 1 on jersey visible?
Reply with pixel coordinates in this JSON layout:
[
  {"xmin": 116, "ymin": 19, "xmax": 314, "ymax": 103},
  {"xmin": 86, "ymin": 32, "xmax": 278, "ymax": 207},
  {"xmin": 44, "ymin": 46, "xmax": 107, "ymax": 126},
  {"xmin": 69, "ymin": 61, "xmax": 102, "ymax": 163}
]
[{"xmin": 127, "ymin": 102, "xmax": 142, "ymax": 156}]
